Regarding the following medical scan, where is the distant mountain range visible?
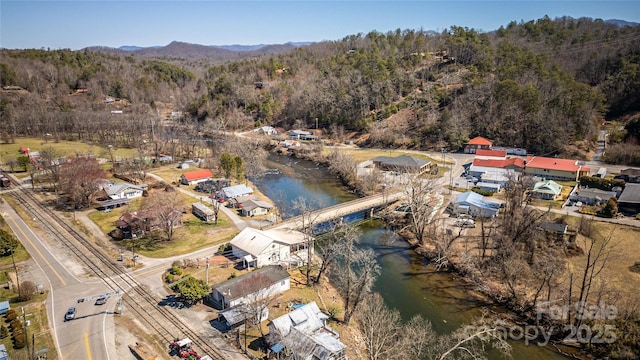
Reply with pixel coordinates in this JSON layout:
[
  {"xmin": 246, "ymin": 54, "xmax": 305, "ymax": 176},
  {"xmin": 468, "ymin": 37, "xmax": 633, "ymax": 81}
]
[
  {"xmin": 84, "ymin": 41, "xmax": 312, "ymax": 60},
  {"xmin": 605, "ymin": 19, "xmax": 639, "ymax": 27}
]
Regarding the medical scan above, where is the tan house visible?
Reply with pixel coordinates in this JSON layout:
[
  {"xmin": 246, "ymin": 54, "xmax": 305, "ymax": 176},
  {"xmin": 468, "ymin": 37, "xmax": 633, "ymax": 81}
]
[{"xmin": 524, "ymin": 156, "xmax": 590, "ymax": 181}]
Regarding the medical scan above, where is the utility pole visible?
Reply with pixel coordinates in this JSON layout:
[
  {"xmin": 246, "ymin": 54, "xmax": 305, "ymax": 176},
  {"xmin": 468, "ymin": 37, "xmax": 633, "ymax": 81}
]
[{"xmin": 205, "ymin": 258, "xmax": 210, "ymax": 285}]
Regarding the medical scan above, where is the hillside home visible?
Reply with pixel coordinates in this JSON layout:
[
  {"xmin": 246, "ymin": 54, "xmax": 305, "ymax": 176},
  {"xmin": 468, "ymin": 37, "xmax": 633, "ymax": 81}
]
[
  {"xmin": 569, "ymin": 188, "xmax": 617, "ymax": 205},
  {"xmin": 268, "ymin": 301, "xmax": 347, "ymax": 360},
  {"xmin": 524, "ymin": 156, "xmax": 590, "ymax": 181},
  {"xmin": 256, "ymin": 126, "xmax": 278, "ymax": 135},
  {"xmin": 180, "ymin": 169, "xmax": 213, "ymax": 185},
  {"xmin": 209, "ymin": 265, "xmax": 290, "ymax": 310},
  {"xmin": 617, "ymin": 183, "xmax": 640, "ymax": 214},
  {"xmin": 464, "ymin": 136, "xmax": 493, "ymax": 154},
  {"xmin": 371, "ymin": 155, "xmax": 433, "ymax": 174},
  {"xmin": 230, "ymin": 227, "xmax": 310, "ymax": 269},
  {"xmin": 289, "ymin": 130, "xmax": 316, "ymax": 140},
  {"xmin": 452, "ymin": 191, "xmax": 501, "ymax": 218},
  {"xmin": 531, "ymin": 179, "xmax": 563, "ymax": 200}
]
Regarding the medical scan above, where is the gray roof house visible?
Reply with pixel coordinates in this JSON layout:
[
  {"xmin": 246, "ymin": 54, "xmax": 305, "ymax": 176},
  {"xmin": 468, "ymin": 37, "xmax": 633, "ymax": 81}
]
[
  {"xmin": 372, "ymin": 155, "xmax": 433, "ymax": 174},
  {"xmin": 452, "ymin": 191, "xmax": 501, "ymax": 218},
  {"xmin": 240, "ymin": 199, "xmax": 273, "ymax": 217},
  {"xmin": 209, "ymin": 265, "xmax": 290, "ymax": 310},
  {"xmin": 569, "ymin": 188, "xmax": 617, "ymax": 205},
  {"xmin": 617, "ymin": 183, "xmax": 640, "ymax": 214},
  {"xmin": 268, "ymin": 301, "xmax": 347, "ymax": 360}
]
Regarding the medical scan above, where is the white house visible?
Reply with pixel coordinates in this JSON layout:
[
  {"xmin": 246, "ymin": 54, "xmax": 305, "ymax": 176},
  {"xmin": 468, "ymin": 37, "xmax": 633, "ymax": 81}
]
[
  {"xmin": 209, "ymin": 265, "xmax": 290, "ymax": 310},
  {"xmin": 255, "ymin": 126, "xmax": 278, "ymax": 135},
  {"xmin": 230, "ymin": 227, "xmax": 310, "ymax": 269},
  {"xmin": 192, "ymin": 202, "xmax": 216, "ymax": 222},
  {"xmin": 268, "ymin": 301, "xmax": 347, "ymax": 360},
  {"xmin": 105, "ymin": 182, "xmax": 144, "ymax": 200}
]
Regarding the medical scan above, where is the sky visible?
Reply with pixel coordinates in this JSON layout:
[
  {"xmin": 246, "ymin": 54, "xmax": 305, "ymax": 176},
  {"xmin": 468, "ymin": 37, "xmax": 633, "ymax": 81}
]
[{"xmin": 1, "ymin": 1, "xmax": 639, "ymax": 50}]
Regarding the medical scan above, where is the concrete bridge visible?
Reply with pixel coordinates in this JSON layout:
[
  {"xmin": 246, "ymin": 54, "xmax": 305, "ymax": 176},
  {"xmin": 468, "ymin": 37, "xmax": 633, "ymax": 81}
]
[{"xmin": 266, "ymin": 191, "xmax": 405, "ymax": 232}]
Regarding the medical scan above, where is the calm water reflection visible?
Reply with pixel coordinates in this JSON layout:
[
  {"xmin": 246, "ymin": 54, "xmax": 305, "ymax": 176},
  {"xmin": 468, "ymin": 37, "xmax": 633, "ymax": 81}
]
[{"xmin": 252, "ymin": 154, "xmax": 569, "ymax": 359}]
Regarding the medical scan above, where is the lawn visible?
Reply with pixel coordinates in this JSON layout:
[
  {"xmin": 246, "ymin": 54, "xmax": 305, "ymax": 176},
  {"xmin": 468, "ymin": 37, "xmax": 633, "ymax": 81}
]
[
  {"xmin": 0, "ymin": 137, "xmax": 137, "ymax": 166},
  {"xmin": 87, "ymin": 188, "xmax": 237, "ymax": 258},
  {"xmin": 326, "ymin": 148, "xmax": 444, "ymax": 165}
]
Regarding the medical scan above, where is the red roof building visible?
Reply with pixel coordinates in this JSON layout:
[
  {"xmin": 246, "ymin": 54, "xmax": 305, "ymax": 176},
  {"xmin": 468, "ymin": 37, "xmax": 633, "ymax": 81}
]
[
  {"xmin": 180, "ymin": 169, "xmax": 213, "ymax": 185},
  {"xmin": 472, "ymin": 158, "xmax": 524, "ymax": 170},
  {"xmin": 475, "ymin": 149, "xmax": 507, "ymax": 159},
  {"xmin": 464, "ymin": 136, "xmax": 493, "ymax": 154},
  {"xmin": 524, "ymin": 156, "xmax": 590, "ymax": 181}
]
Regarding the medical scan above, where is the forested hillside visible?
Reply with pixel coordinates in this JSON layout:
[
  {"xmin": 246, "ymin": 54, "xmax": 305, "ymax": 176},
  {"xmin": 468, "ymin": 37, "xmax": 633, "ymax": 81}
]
[{"xmin": 1, "ymin": 16, "xmax": 639, "ymax": 157}]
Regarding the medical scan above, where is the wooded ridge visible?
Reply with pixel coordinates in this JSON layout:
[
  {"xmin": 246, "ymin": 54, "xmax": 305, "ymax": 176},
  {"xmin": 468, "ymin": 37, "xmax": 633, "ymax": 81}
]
[{"xmin": 1, "ymin": 16, "xmax": 639, "ymax": 158}]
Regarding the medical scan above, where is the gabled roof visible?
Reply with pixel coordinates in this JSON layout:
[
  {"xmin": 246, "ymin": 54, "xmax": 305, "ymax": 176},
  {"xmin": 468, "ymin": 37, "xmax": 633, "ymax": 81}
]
[
  {"xmin": 618, "ymin": 183, "xmax": 640, "ymax": 204},
  {"xmin": 525, "ymin": 156, "xmax": 590, "ymax": 173},
  {"xmin": 540, "ymin": 222, "xmax": 568, "ymax": 234},
  {"xmin": 105, "ymin": 182, "xmax": 144, "ymax": 196},
  {"xmin": 576, "ymin": 188, "xmax": 617, "ymax": 199},
  {"xmin": 270, "ymin": 302, "xmax": 328, "ymax": 337},
  {"xmin": 533, "ymin": 180, "xmax": 562, "ymax": 195},
  {"xmin": 475, "ymin": 149, "xmax": 506, "ymax": 157},
  {"xmin": 242, "ymin": 199, "xmax": 273, "ymax": 212},
  {"xmin": 454, "ymin": 191, "xmax": 500, "ymax": 209},
  {"xmin": 212, "ymin": 265, "xmax": 290, "ymax": 302},
  {"xmin": 230, "ymin": 227, "xmax": 287, "ymax": 256},
  {"xmin": 467, "ymin": 136, "xmax": 493, "ymax": 146},
  {"xmin": 182, "ymin": 169, "xmax": 213, "ymax": 181}
]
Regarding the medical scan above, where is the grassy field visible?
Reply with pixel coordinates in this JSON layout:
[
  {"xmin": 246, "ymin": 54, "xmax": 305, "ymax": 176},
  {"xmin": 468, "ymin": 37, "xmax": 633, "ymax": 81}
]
[
  {"xmin": 326, "ymin": 147, "xmax": 445, "ymax": 164},
  {"xmin": 87, "ymin": 188, "xmax": 237, "ymax": 258},
  {"xmin": 0, "ymin": 137, "xmax": 138, "ymax": 164}
]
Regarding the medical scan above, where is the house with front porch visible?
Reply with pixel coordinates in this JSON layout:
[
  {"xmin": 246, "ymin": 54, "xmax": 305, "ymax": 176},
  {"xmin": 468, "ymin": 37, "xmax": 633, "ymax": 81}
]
[
  {"xmin": 531, "ymin": 179, "xmax": 563, "ymax": 200},
  {"xmin": 230, "ymin": 227, "xmax": 311, "ymax": 269}
]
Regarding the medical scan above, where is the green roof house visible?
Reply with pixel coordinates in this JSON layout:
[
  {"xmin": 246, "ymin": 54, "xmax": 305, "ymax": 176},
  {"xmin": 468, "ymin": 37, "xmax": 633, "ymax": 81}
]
[{"xmin": 531, "ymin": 180, "xmax": 563, "ymax": 200}]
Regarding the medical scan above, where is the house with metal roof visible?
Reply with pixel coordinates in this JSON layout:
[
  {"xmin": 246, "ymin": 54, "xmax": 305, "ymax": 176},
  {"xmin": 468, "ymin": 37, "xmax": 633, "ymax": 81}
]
[
  {"xmin": 209, "ymin": 265, "xmax": 290, "ymax": 310},
  {"xmin": 474, "ymin": 149, "xmax": 507, "ymax": 159},
  {"xmin": 192, "ymin": 202, "xmax": 216, "ymax": 222},
  {"xmin": 617, "ymin": 183, "xmax": 640, "ymax": 214},
  {"xmin": 180, "ymin": 169, "xmax": 213, "ymax": 185},
  {"xmin": 452, "ymin": 191, "xmax": 500, "ymax": 218},
  {"xmin": 268, "ymin": 301, "xmax": 347, "ymax": 360},
  {"xmin": 221, "ymin": 184, "xmax": 254, "ymax": 199},
  {"xmin": 104, "ymin": 182, "xmax": 145, "ymax": 200},
  {"xmin": 230, "ymin": 227, "xmax": 310, "ymax": 269},
  {"xmin": 371, "ymin": 155, "xmax": 433, "ymax": 174},
  {"xmin": 531, "ymin": 179, "xmax": 563, "ymax": 200},
  {"xmin": 569, "ymin": 188, "xmax": 617, "ymax": 205}
]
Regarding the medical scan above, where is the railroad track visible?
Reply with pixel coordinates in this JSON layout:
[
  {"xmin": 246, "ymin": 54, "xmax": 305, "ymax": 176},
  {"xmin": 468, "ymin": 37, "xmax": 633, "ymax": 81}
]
[{"xmin": 1, "ymin": 172, "xmax": 230, "ymax": 360}]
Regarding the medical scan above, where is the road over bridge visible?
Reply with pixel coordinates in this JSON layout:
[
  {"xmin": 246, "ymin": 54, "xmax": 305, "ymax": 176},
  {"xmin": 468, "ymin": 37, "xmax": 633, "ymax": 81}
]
[{"xmin": 266, "ymin": 191, "xmax": 405, "ymax": 231}]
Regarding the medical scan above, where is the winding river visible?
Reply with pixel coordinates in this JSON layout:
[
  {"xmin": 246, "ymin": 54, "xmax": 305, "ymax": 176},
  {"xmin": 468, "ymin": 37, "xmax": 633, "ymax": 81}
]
[{"xmin": 251, "ymin": 154, "xmax": 569, "ymax": 359}]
